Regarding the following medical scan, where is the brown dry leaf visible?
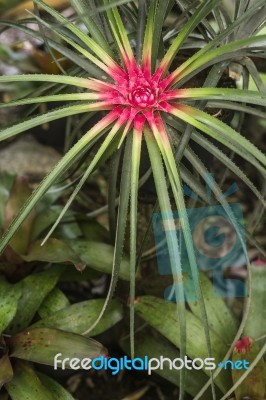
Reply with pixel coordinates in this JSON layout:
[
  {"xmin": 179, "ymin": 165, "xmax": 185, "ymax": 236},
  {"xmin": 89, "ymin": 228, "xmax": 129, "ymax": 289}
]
[
  {"xmin": 31, "ymin": 48, "xmax": 70, "ymax": 74},
  {"xmin": 1, "ymin": 0, "xmax": 69, "ymax": 19},
  {"xmin": 4, "ymin": 176, "xmax": 35, "ymax": 255}
]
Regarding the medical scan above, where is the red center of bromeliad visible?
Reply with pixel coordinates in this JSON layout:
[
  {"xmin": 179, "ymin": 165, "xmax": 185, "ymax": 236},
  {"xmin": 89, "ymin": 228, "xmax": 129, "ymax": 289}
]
[
  {"xmin": 129, "ymin": 85, "xmax": 156, "ymax": 109},
  {"xmin": 126, "ymin": 69, "xmax": 158, "ymax": 110}
]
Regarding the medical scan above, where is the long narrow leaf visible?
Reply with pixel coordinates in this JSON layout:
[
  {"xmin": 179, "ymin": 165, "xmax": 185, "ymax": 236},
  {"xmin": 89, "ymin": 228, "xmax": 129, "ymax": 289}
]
[
  {"xmin": 151, "ymin": 0, "xmax": 174, "ymax": 70},
  {"xmin": 129, "ymin": 125, "xmax": 142, "ymax": 357},
  {"xmin": 165, "ymin": 114, "xmax": 266, "ymax": 208},
  {"xmin": 141, "ymin": 0, "xmax": 157, "ymax": 73},
  {"xmin": 33, "ymin": 0, "xmax": 124, "ymax": 78},
  {"xmin": 70, "ymin": 0, "xmax": 113, "ymax": 56},
  {"xmin": 103, "ymin": 0, "xmax": 135, "ymax": 65},
  {"xmin": 164, "ymin": 0, "xmax": 266, "ymax": 85},
  {"xmin": 41, "ymin": 109, "xmax": 130, "ymax": 244},
  {"xmin": 0, "ymin": 93, "xmax": 109, "ymax": 108},
  {"xmin": 167, "ymin": 34, "xmax": 266, "ymax": 87},
  {"xmin": 0, "ymin": 109, "xmax": 120, "ymax": 254},
  {"xmin": 165, "ymin": 88, "xmax": 266, "ymax": 106},
  {"xmin": 147, "ymin": 115, "xmax": 216, "ymax": 399},
  {"xmin": 136, "ymin": 0, "xmax": 146, "ymax": 62},
  {"xmin": 108, "ymin": 149, "xmax": 122, "ymax": 241},
  {"xmin": 180, "ymin": 104, "xmax": 266, "ymax": 167},
  {"xmin": 82, "ymin": 133, "xmax": 132, "ymax": 335},
  {"xmin": 0, "ymin": 74, "xmax": 93, "ymax": 89},
  {"xmin": 0, "ymin": 103, "xmax": 110, "ymax": 142},
  {"xmin": 167, "ymin": 104, "xmax": 266, "ymax": 175},
  {"xmin": 28, "ymin": 8, "xmax": 115, "ymax": 78},
  {"xmin": 155, "ymin": 0, "xmax": 220, "ymax": 79},
  {"xmin": 144, "ymin": 128, "xmax": 187, "ymax": 400},
  {"xmin": 190, "ymin": 131, "xmax": 266, "ymax": 208},
  {"xmin": 206, "ymin": 100, "xmax": 266, "ymax": 119}
]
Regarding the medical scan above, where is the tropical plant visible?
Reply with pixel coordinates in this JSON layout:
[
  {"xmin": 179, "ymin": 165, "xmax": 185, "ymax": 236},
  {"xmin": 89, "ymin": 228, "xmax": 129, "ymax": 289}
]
[
  {"xmin": 0, "ymin": 0, "xmax": 266, "ymax": 398},
  {"xmin": 0, "ymin": 172, "xmax": 124, "ymax": 399}
]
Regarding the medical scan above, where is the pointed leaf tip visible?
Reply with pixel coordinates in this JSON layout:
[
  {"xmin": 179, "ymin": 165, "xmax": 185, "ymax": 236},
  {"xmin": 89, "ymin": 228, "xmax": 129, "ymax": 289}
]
[{"xmin": 6, "ymin": 327, "xmax": 107, "ymax": 367}]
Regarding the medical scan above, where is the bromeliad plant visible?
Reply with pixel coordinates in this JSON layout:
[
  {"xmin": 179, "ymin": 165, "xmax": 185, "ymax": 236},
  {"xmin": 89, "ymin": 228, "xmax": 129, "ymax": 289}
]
[{"xmin": 1, "ymin": 0, "xmax": 266, "ymax": 398}]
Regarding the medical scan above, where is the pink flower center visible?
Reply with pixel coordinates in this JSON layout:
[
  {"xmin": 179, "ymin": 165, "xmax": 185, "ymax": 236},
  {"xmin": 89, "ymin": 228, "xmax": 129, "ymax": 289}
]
[{"xmin": 128, "ymin": 85, "xmax": 156, "ymax": 109}]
